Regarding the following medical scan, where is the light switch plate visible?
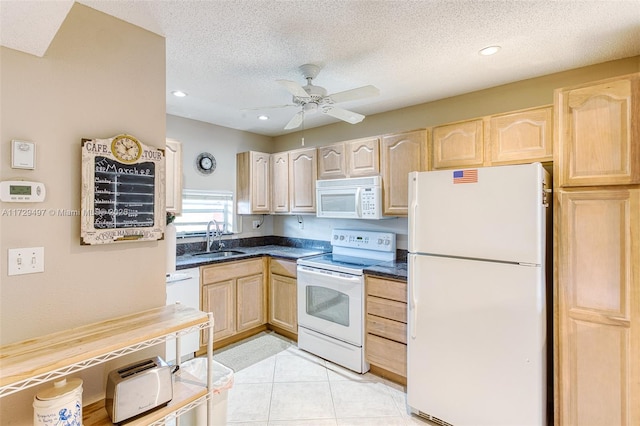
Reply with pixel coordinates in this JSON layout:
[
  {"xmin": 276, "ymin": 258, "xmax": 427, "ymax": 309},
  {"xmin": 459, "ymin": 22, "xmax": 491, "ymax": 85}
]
[
  {"xmin": 8, "ymin": 247, "xmax": 44, "ymax": 276},
  {"xmin": 11, "ymin": 140, "xmax": 36, "ymax": 169}
]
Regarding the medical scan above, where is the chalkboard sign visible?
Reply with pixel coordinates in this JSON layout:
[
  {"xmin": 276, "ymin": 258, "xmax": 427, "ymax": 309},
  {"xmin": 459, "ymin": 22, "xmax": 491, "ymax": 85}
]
[{"xmin": 81, "ymin": 134, "xmax": 165, "ymax": 244}]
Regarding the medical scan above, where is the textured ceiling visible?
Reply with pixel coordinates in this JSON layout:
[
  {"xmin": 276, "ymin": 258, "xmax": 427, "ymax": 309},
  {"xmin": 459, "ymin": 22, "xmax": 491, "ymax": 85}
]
[{"xmin": 1, "ymin": 0, "xmax": 639, "ymax": 136}]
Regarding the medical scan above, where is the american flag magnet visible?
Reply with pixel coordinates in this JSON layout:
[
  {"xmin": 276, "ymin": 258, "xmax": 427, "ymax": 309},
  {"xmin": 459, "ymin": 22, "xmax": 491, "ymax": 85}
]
[{"xmin": 453, "ymin": 169, "xmax": 478, "ymax": 184}]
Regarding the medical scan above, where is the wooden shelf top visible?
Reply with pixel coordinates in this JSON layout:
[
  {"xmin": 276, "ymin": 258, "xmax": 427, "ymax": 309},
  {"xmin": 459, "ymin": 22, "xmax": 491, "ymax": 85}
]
[{"xmin": 0, "ymin": 304, "xmax": 208, "ymax": 388}]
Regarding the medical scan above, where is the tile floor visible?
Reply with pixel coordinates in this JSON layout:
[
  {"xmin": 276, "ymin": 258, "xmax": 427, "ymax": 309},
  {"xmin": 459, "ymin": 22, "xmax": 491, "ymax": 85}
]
[{"xmin": 224, "ymin": 338, "xmax": 429, "ymax": 425}]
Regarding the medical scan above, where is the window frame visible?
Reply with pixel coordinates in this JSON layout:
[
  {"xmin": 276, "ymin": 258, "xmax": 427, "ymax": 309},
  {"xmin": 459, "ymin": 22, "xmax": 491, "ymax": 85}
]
[{"xmin": 173, "ymin": 189, "xmax": 235, "ymax": 238}]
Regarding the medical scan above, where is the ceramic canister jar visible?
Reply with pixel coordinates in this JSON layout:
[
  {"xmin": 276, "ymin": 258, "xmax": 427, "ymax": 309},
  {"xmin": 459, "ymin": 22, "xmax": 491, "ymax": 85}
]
[{"xmin": 33, "ymin": 378, "xmax": 83, "ymax": 426}]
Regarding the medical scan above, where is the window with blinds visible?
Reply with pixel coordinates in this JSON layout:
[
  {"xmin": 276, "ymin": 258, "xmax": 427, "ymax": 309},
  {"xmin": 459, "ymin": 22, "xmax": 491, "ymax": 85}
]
[{"xmin": 173, "ymin": 189, "xmax": 234, "ymax": 237}]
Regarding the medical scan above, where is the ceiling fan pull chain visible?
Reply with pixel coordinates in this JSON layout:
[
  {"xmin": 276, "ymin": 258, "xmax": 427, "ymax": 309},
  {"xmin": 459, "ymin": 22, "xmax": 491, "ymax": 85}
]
[{"xmin": 301, "ymin": 112, "xmax": 305, "ymax": 146}]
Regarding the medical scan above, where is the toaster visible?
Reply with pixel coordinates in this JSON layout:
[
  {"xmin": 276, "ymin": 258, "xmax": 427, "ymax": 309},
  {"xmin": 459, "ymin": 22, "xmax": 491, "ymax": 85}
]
[{"xmin": 105, "ymin": 356, "xmax": 173, "ymax": 423}]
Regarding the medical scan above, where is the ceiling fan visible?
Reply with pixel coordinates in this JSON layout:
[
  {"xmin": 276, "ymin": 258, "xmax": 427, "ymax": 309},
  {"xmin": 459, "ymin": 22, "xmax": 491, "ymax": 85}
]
[{"xmin": 273, "ymin": 64, "xmax": 379, "ymax": 130}]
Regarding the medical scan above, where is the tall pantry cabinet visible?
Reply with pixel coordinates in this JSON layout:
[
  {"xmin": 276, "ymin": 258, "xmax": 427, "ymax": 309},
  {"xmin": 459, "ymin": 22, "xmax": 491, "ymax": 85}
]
[{"xmin": 554, "ymin": 73, "xmax": 639, "ymax": 426}]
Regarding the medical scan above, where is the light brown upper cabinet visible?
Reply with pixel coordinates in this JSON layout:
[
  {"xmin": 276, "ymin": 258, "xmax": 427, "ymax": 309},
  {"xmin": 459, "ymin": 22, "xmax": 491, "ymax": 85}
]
[
  {"xmin": 431, "ymin": 106, "xmax": 554, "ymax": 170},
  {"xmin": 318, "ymin": 137, "xmax": 380, "ymax": 179},
  {"xmin": 381, "ymin": 129, "xmax": 427, "ymax": 216},
  {"xmin": 288, "ymin": 147, "xmax": 317, "ymax": 213},
  {"xmin": 432, "ymin": 119, "xmax": 484, "ymax": 169},
  {"xmin": 237, "ymin": 151, "xmax": 271, "ymax": 214},
  {"xmin": 270, "ymin": 151, "xmax": 289, "ymax": 213},
  {"xmin": 555, "ymin": 73, "xmax": 640, "ymax": 187},
  {"xmin": 165, "ymin": 139, "xmax": 182, "ymax": 214},
  {"xmin": 488, "ymin": 106, "xmax": 553, "ymax": 165}
]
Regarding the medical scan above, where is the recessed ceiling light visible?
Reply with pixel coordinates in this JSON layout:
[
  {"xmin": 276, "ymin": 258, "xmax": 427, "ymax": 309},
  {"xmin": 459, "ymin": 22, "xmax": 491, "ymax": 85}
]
[
  {"xmin": 258, "ymin": 115, "xmax": 269, "ymax": 121},
  {"xmin": 171, "ymin": 90, "xmax": 188, "ymax": 97},
  {"xmin": 479, "ymin": 45, "xmax": 501, "ymax": 56}
]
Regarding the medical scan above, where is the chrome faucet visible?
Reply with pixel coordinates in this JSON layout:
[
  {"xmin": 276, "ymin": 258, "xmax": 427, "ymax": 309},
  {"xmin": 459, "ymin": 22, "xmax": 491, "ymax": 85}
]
[
  {"xmin": 206, "ymin": 219, "xmax": 225, "ymax": 251},
  {"xmin": 206, "ymin": 219, "xmax": 218, "ymax": 252}
]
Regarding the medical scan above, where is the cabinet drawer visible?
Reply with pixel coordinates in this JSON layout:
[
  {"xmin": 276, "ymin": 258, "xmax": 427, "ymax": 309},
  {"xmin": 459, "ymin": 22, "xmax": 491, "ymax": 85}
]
[
  {"xmin": 367, "ymin": 296, "xmax": 407, "ymax": 323},
  {"xmin": 366, "ymin": 276, "xmax": 407, "ymax": 303},
  {"xmin": 269, "ymin": 258, "xmax": 297, "ymax": 278},
  {"xmin": 366, "ymin": 333, "xmax": 407, "ymax": 377},
  {"xmin": 202, "ymin": 258, "xmax": 263, "ymax": 284},
  {"xmin": 366, "ymin": 314, "xmax": 407, "ymax": 344}
]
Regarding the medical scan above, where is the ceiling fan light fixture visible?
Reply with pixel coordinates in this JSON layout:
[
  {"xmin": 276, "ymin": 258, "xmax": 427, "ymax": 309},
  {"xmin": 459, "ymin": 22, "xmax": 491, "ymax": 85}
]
[
  {"xmin": 303, "ymin": 102, "xmax": 318, "ymax": 114},
  {"xmin": 479, "ymin": 45, "xmax": 501, "ymax": 56}
]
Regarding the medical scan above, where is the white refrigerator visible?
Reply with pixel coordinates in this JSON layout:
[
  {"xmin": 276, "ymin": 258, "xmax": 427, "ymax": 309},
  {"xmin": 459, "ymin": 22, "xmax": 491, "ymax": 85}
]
[{"xmin": 407, "ymin": 163, "xmax": 550, "ymax": 426}]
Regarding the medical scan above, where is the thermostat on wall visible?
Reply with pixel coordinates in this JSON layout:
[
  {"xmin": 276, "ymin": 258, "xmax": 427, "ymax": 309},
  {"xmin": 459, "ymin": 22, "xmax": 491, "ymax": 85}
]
[
  {"xmin": 0, "ymin": 181, "xmax": 46, "ymax": 202},
  {"xmin": 11, "ymin": 140, "xmax": 36, "ymax": 169}
]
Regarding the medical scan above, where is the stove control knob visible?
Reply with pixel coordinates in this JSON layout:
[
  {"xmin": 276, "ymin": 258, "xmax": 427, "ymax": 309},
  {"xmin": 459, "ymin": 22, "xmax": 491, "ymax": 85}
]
[
  {"xmin": 385, "ymin": 240, "xmax": 390, "ymax": 245},
  {"xmin": 334, "ymin": 235, "xmax": 339, "ymax": 240},
  {"xmin": 377, "ymin": 238, "xmax": 383, "ymax": 245}
]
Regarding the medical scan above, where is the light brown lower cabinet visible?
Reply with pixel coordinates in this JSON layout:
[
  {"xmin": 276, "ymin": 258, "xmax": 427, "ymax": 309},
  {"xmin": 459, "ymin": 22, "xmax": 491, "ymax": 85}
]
[
  {"xmin": 365, "ymin": 275, "xmax": 408, "ymax": 379},
  {"xmin": 268, "ymin": 258, "xmax": 298, "ymax": 336},
  {"xmin": 201, "ymin": 258, "xmax": 267, "ymax": 347},
  {"xmin": 556, "ymin": 188, "xmax": 640, "ymax": 425}
]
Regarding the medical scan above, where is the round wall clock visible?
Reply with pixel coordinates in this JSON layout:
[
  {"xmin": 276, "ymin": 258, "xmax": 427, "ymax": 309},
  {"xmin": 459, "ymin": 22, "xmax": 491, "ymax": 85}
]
[
  {"xmin": 111, "ymin": 134, "xmax": 142, "ymax": 163},
  {"xmin": 196, "ymin": 152, "xmax": 216, "ymax": 175}
]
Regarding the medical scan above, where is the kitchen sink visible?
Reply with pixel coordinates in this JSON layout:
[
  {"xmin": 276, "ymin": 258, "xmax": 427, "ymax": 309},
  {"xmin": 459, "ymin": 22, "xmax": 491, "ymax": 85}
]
[{"xmin": 189, "ymin": 250, "xmax": 245, "ymax": 258}]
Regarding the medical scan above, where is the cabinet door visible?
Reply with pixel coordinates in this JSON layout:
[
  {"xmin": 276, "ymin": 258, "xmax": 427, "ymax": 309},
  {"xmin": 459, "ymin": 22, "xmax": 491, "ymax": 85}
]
[
  {"xmin": 237, "ymin": 151, "xmax": 270, "ymax": 214},
  {"xmin": 489, "ymin": 106, "xmax": 553, "ymax": 165},
  {"xmin": 557, "ymin": 188, "xmax": 639, "ymax": 425},
  {"xmin": 251, "ymin": 151, "xmax": 271, "ymax": 212},
  {"xmin": 271, "ymin": 152, "xmax": 290, "ymax": 213},
  {"xmin": 289, "ymin": 148, "xmax": 317, "ymax": 213},
  {"xmin": 318, "ymin": 143, "xmax": 347, "ymax": 180},
  {"xmin": 347, "ymin": 137, "xmax": 380, "ymax": 177},
  {"xmin": 202, "ymin": 280, "xmax": 235, "ymax": 344},
  {"xmin": 381, "ymin": 130, "xmax": 426, "ymax": 216},
  {"xmin": 165, "ymin": 139, "xmax": 182, "ymax": 214},
  {"xmin": 432, "ymin": 119, "xmax": 484, "ymax": 169},
  {"xmin": 237, "ymin": 273, "xmax": 266, "ymax": 332},
  {"xmin": 269, "ymin": 273, "xmax": 297, "ymax": 334},
  {"xmin": 556, "ymin": 74, "xmax": 640, "ymax": 187}
]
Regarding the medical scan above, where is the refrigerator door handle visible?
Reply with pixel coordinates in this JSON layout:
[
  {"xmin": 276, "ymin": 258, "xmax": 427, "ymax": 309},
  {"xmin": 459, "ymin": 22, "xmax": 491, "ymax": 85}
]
[
  {"xmin": 409, "ymin": 256, "xmax": 418, "ymax": 340},
  {"xmin": 408, "ymin": 173, "xmax": 417, "ymax": 253}
]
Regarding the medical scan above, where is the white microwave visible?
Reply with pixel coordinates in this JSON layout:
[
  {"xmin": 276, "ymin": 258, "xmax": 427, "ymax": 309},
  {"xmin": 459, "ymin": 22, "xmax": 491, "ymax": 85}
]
[{"xmin": 316, "ymin": 176, "xmax": 384, "ymax": 219}]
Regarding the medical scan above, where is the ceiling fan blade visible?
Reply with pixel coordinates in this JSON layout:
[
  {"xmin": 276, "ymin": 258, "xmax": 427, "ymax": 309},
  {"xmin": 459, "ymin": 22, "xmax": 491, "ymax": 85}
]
[
  {"xmin": 241, "ymin": 104, "xmax": 296, "ymax": 111},
  {"xmin": 277, "ymin": 80, "xmax": 310, "ymax": 98},
  {"xmin": 323, "ymin": 106, "xmax": 365, "ymax": 124},
  {"xmin": 328, "ymin": 85, "xmax": 379, "ymax": 104},
  {"xmin": 284, "ymin": 111, "xmax": 304, "ymax": 130}
]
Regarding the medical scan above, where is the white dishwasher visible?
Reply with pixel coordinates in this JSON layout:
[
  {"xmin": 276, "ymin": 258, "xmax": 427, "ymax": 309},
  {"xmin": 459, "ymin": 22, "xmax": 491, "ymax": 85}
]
[{"xmin": 165, "ymin": 267, "xmax": 200, "ymax": 362}]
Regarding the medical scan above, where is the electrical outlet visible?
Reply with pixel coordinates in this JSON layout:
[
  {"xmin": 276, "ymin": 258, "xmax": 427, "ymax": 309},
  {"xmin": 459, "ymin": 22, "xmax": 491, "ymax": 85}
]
[
  {"xmin": 252, "ymin": 220, "xmax": 260, "ymax": 229},
  {"xmin": 8, "ymin": 247, "xmax": 44, "ymax": 275}
]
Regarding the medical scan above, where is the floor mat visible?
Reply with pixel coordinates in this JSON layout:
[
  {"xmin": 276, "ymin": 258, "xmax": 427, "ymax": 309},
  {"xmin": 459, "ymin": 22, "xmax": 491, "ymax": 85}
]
[{"xmin": 213, "ymin": 331, "xmax": 292, "ymax": 372}]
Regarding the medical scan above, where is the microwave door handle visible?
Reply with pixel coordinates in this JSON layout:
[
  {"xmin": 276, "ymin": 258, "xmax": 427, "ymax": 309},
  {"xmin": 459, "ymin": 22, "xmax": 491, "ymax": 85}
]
[{"xmin": 355, "ymin": 187, "xmax": 362, "ymax": 217}]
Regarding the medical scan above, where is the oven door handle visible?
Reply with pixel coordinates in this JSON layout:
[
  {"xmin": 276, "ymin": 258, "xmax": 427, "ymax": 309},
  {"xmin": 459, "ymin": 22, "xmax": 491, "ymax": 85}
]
[{"xmin": 298, "ymin": 267, "xmax": 362, "ymax": 285}]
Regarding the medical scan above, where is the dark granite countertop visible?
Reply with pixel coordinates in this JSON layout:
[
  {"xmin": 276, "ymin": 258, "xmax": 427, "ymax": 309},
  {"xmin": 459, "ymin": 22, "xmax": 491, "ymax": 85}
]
[
  {"xmin": 176, "ymin": 242, "xmax": 329, "ymax": 270},
  {"xmin": 175, "ymin": 236, "xmax": 407, "ymax": 281},
  {"xmin": 364, "ymin": 259, "xmax": 408, "ymax": 281}
]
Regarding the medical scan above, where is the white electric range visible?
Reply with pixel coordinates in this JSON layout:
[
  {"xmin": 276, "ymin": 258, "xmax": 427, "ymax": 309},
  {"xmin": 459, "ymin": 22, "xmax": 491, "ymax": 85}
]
[{"xmin": 297, "ymin": 229, "xmax": 396, "ymax": 373}]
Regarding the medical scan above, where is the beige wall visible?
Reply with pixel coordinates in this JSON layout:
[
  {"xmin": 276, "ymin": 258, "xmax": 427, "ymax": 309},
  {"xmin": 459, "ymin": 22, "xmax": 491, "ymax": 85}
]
[
  {"xmin": 0, "ymin": 4, "xmax": 166, "ymax": 421},
  {"xmin": 166, "ymin": 114, "xmax": 276, "ymax": 239}
]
